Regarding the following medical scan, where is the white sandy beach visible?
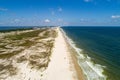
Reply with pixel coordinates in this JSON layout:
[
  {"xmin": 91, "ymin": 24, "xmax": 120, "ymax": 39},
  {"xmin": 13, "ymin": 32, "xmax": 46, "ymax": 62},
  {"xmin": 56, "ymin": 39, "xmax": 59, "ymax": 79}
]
[{"xmin": 45, "ymin": 27, "xmax": 79, "ymax": 80}]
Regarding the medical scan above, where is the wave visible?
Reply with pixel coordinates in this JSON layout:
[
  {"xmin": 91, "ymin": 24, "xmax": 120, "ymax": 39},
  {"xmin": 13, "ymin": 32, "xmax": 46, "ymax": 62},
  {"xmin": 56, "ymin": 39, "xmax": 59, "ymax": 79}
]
[{"xmin": 60, "ymin": 27, "xmax": 107, "ymax": 80}]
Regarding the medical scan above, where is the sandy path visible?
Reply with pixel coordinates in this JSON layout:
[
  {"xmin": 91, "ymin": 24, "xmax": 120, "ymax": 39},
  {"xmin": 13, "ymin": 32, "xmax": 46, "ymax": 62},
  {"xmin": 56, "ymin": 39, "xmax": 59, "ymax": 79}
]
[{"xmin": 46, "ymin": 27, "xmax": 78, "ymax": 80}]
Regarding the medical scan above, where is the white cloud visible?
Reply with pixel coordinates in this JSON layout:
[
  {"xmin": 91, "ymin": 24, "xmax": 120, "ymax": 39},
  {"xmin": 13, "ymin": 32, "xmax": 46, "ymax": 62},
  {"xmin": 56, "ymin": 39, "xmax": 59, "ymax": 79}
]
[
  {"xmin": 111, "ymin": 15, "xmax": 120, "ymax": 19},
  {"xmin": 58, "ymin": 7, "xmax": 62, "ymax": 12},
  {"xmin": 44, "ymin": 19, "xmax": 50, "ymax": 23},
  {"xmin": 0, "ymin": 8, "xmax": 8, "ymax": 11}
]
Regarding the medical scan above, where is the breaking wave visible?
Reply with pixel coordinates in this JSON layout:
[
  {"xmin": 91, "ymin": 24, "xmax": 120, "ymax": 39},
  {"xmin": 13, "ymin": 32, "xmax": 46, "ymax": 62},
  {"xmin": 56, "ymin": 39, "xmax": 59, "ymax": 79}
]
[{"xmin": 60, "ymin": 27, "xmax": 107, "ymax": 80}]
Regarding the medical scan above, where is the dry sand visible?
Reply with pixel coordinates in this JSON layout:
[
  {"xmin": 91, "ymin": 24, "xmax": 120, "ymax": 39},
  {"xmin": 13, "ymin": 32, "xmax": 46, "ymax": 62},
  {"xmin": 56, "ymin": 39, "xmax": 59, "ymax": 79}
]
[{"xmin": 46, "ymin": 27, "xmax": 84, "ymax": 80}]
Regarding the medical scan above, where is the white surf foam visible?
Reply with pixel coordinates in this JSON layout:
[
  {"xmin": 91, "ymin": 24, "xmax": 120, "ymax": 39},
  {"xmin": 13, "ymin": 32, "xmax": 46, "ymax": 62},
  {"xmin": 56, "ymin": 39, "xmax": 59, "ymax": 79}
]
[{"xmin": 60, "ymin": 27, "xmax": 107, "ymax": 80}]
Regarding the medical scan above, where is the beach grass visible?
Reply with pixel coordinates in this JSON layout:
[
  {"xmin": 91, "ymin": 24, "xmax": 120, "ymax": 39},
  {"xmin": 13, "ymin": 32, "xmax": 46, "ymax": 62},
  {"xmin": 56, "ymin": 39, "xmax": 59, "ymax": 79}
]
[
  {"xmin": 4, "ymin": 29, "xmax": 46, "ymax": 40},
  {"xmin": 0, "ymin": 50, "xmax": 22, "ymax": 59},
  {"xmin": 0, "ymin": 27, "xmax": 58, "ymax": 79}
]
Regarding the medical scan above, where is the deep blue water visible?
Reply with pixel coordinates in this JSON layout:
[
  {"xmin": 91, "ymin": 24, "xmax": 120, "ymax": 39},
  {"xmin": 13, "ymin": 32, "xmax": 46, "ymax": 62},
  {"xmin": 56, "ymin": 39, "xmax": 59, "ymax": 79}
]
[{"xmin": 62, "ymin": 27, "xmax": 120, "ymax": 80}]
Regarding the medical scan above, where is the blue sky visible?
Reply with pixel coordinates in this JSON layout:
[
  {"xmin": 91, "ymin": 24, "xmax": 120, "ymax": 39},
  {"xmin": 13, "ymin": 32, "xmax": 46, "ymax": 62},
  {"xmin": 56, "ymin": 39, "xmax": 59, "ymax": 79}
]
[{"xmin": 0, "ymin": 0, "xmax": 120, "ymax": 26}]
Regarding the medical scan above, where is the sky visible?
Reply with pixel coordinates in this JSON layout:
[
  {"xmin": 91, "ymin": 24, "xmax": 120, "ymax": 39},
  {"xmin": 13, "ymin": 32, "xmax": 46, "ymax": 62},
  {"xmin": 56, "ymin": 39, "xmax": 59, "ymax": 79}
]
[{"xmin": 0, "ymin": 0, "xmax": 120, "ymax": 26}]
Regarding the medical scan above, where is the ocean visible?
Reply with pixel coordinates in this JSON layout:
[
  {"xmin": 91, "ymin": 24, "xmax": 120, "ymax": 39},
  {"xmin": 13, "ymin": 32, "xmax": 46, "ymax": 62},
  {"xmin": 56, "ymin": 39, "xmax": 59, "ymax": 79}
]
[{"xmin": 62, "ymin": 26, "xmax": 120, "ymax": 80}]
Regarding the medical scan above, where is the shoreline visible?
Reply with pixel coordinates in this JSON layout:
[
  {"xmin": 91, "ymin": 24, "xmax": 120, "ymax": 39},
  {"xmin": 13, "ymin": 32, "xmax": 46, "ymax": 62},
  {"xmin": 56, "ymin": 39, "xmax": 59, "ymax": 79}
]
[
  {"xmin": 59, "ymin": 27, "xmax": 107, "ymax": 80},
  {"xmin": 46, "ymin": 27, "xmax": 85, "ymax": 80},
  {"xmin": 60, "ymin": 27, "xmax": 85, "ymax": 80}
]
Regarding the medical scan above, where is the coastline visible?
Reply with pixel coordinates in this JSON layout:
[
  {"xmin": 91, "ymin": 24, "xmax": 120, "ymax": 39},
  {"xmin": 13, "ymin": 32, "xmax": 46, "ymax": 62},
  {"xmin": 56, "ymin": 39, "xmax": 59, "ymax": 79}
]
[
  {"xmin": 0, "ymin": 27, "xmax": 119, "ymax": 80},
  {"xmin": 60, "ymin": 27, "xmax": 85, "ymax": 80},
  {"xmin": 60, "ymin": 27, "xmax": 107, "ymax": 80},
  {"xmin": 46, "ymin": 27, "xmax": 85, "ymax": 80}
]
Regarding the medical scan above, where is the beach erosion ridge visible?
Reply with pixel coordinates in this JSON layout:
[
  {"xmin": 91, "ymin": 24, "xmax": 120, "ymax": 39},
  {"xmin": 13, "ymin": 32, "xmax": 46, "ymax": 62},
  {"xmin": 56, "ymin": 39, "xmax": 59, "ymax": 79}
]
[{"xmin": 0, "ymin": 26, "xmax": 85, "ymax": 80}]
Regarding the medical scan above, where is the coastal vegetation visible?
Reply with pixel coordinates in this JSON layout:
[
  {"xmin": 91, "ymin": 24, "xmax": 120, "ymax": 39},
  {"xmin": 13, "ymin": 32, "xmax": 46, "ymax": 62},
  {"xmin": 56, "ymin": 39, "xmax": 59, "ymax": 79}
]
[{"xmin": 0, "ymin": 28, "xmax": 57, "ymax": 79}]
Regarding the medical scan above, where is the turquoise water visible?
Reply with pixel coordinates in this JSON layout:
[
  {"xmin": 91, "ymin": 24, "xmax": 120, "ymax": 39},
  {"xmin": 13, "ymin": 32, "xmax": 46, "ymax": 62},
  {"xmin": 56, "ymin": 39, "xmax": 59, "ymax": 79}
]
[{"xmin": 62, "ymin": 27, "xmax": 120, "ymax": 80}]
